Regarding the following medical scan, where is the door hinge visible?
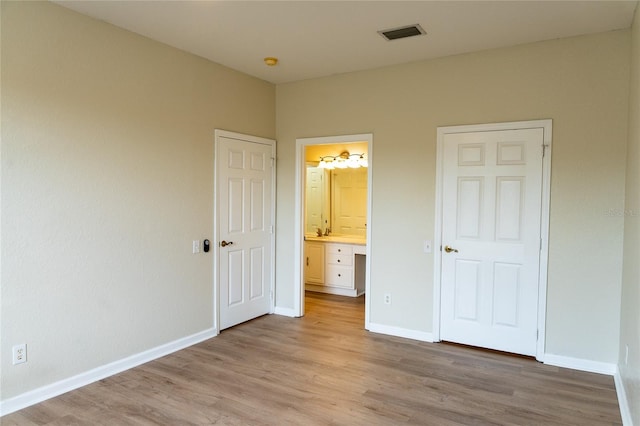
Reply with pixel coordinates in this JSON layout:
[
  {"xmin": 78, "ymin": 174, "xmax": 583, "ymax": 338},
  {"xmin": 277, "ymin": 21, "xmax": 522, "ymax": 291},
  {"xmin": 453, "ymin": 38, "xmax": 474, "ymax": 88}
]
[
  {"xmin": 536, "ymin": 329, "xmax": 539, "ymax": 340},
  {"xmin": 542, "ymin": 144, "xmax": 549, "ymax": 157},
  {"xmin": 271, "ymin": 157, "xmax": 275, "ymax": 167},
  {"xmin": 269, "ymin": 225, "xmax": 274, "ymax": 234}
]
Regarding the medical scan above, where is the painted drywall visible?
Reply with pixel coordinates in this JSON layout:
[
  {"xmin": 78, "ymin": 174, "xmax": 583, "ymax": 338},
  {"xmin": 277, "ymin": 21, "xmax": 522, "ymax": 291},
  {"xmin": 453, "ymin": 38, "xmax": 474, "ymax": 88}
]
[
  {"xmin": 1, "ymin": 1, "xmax": 275, "ymax": 399},
  {"xmin": 276, "ymin": 31, "xmax": 630, "ymax": 364},
  {"xmin": 620, "ymin": 3, "xmax": 640, "ymax": 424}
]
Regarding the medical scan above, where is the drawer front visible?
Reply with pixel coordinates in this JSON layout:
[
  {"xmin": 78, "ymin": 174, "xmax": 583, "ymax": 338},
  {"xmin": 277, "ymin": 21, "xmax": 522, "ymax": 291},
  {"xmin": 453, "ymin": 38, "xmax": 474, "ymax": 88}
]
[
  {"xmin": 325, "ymin": 265, "xmax": 353, "ymax": 288},
  {"xmin": 326, "ymin": 253, "xmax": 353, "ymax": 266},
  {"xmin": 326, "ymin": 244, "xmax": 353, "ymax": 256}
]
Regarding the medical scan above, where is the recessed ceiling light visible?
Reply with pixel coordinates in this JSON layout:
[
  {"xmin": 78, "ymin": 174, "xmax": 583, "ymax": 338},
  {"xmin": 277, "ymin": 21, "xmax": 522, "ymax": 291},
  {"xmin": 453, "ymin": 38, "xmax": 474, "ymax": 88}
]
[
  {"xmin": 264, "ymin": 57, "xmax": 278, "ymax": 66},
  {"xmin": 379, "ymin": 24, "xmax": 426, "ymax": 41}
]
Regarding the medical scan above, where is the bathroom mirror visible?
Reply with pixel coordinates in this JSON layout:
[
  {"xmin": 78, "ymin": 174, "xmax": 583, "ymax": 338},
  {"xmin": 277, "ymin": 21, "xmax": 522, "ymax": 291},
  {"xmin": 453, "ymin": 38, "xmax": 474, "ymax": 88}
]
[
  {"xmin": 304, "ymin": 143, "xmax": 368, "ymax": 238},
  {"xmin": 305, "ymin": 164, "xmax": 330, "ymax": 235}
]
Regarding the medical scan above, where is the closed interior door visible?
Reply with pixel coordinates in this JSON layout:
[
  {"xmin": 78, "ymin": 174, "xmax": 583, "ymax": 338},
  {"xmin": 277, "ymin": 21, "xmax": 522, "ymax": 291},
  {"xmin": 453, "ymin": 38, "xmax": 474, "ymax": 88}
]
[
  {"xmin": 440, "ymin": 128, "xmax": 543, "ymax": 356},
  {"xmin": 217, "ymin": 134, "xmax": 274, "ymax": 330}
]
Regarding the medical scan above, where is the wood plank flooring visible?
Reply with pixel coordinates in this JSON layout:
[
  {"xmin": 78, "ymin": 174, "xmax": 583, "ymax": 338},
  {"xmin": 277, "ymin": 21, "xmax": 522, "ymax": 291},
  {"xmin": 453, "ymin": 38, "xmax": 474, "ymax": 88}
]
[{"xmin": 3, "ymin": 292, "xmax": 622, "ymax": 425}]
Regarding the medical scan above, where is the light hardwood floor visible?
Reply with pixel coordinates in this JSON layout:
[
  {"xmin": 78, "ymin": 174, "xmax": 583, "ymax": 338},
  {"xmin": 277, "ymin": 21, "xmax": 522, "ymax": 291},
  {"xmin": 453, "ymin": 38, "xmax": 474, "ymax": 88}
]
[{"xmin": 3, "ymin": 292, "xmax": 622, "ymax": 425}]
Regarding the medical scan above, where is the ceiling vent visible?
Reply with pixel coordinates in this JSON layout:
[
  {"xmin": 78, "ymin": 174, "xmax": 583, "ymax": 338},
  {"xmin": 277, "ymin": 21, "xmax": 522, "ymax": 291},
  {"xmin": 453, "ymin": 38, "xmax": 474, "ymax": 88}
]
[{"xmin": 379, "ymin": 24, "xmax": 426, "ymax": 41}]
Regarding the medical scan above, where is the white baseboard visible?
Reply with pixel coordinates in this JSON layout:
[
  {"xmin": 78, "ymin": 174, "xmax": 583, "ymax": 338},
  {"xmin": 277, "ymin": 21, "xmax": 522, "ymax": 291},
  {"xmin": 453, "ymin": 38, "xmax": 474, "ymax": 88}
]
[
  {"xmin": 0, "ymin": 327, "xmax": 218, "ymax": 417},
  {"xmin": 614, "ymin": 366, "xmax": 634, "ymax": 426},
  {"xmin": 367, "ymin": 322, "xmax": 434, "ymax": 343},
  {"xmin": 273, "ymin": 306, "xmax": 298, "ymax": 317},
  {"xmin": 542, "ymin": 353, "xmax": 617, "ymax": 375}
]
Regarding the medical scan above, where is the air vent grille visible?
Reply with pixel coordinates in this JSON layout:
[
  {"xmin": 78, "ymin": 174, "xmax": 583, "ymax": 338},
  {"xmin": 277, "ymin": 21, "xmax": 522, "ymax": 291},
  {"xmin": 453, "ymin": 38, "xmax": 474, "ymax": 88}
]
[{"xmin": 379, "ymin": 24, "xmax": 426, "ymax": 41}]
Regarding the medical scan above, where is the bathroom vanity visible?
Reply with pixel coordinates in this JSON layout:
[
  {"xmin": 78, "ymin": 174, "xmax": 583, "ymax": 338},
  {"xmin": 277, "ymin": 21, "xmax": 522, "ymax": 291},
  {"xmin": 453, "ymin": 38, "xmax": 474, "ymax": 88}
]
[{"xmin": 304, "ymin": 236, "xmax": 366, "ymax": 297}]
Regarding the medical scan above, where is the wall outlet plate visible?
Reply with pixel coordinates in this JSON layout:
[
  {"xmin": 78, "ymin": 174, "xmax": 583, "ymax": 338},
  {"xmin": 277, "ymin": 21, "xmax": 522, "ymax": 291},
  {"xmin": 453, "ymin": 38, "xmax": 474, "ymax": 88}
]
[
  {"xmin": 13, "ymin": 344, "xmax": 27, "ymax": 365},
  {"xmin": 625, "ymin": 344, "xmax": 629, "ymax": 365}
]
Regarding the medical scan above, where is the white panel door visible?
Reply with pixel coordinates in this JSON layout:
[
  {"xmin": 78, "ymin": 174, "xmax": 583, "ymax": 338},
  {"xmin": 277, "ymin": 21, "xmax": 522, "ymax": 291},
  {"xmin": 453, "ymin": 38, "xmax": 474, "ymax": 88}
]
[
  {"xmin": 440, "ymin": 128, "xmax": 543, "ymax": 356},
  {"xmin": 217, "ymin": 135, "xmax": 273, "ymax": 330}
]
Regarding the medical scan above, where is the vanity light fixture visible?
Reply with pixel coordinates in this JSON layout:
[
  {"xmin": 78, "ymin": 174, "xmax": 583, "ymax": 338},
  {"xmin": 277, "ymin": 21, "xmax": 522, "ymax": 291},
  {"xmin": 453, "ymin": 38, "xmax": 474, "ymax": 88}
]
[
  {"xmin": 318, "ymin": 157, "xmax": 333, "ymax": 169},
  {"xmin": 318, "ymin": 151, "xmax": 367, "ymax": 169}
]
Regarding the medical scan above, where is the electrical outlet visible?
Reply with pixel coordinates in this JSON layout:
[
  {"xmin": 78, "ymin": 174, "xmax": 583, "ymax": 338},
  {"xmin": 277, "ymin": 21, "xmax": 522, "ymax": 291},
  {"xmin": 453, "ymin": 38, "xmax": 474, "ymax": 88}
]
[
  {"xmin": 625, "ymin": 345, "xmax": 629, "ymax": 365},
  {"xmin": 12, "ymin": 344, "xmax": 27, "ymax": 365},
  {"xmin": 192, "ymin": 240, "xmax": 200, "ymax": 254},
  {"xmin": 384, "ymin": 293, "xmax": 392, "ymax": 305}
]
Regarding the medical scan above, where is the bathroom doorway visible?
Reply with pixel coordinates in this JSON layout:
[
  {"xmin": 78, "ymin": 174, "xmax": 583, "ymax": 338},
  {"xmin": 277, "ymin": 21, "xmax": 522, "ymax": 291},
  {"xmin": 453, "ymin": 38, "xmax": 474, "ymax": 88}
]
[{"xmin": 294, "ymin": 134, "xmax": 373, "ymax": 326}]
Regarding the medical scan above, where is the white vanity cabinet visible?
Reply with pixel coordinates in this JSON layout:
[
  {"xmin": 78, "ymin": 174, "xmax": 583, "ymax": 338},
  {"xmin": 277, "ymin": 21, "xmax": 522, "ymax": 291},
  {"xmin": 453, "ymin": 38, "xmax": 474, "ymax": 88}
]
[
  {"xmin": 304, "ymin": 240, "xmax": 365, "ymax": 297},
  {"xmin": 325, "ymin": 244, "xmax": 353, "ymax": 289},
  {"xmin": 304, "ymin": 241, "xmax": 325, "ymax": 285}
]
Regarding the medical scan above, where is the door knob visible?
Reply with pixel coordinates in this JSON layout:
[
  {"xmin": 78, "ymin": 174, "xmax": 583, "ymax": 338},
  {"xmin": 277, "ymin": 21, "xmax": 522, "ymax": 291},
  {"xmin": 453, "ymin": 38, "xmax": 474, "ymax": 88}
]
[
  {"xmin": 444, "ymin": 245, "xmax": 458, "ymax": 253},
  {"xmin": 220, "ymin": 240, "xmax": 234, "ymax": 247}
]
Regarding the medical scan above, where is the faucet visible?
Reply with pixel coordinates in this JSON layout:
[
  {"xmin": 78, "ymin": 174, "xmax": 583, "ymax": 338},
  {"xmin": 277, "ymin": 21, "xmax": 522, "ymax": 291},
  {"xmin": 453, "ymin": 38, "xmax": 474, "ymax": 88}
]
[
  {"xmin": 324, "ymin": 227, "xmax": 331, "ymax": 236},
  {"xmin": 317, "ymin": 227, "xmax": 323, "ymax": 237}
]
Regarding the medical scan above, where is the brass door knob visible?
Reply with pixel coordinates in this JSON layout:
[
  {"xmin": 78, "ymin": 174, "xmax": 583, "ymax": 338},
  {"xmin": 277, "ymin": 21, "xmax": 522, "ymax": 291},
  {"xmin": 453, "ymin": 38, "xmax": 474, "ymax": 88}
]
[
  {"xmin": 220, "ymin": 240, "xmax": 234, "ymax": 247},
  {"xmin": 444, "ymin": 245, "xmax": 459, "ymax": 253}
]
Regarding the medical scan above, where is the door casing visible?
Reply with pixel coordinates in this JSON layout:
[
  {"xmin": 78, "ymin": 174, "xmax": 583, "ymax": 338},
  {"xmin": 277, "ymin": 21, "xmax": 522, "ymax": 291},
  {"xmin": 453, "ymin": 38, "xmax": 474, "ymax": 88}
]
[
  {"xmin": 293, "ymin": 133, "xmax": 373, "ymax": 325},
  {"xmin": 433, "ymin": 120, "xmax": 552, "ymax": 361},
  {"xmin": 213, "ymin": 129, "xmax": 276, "ymax": 333}
]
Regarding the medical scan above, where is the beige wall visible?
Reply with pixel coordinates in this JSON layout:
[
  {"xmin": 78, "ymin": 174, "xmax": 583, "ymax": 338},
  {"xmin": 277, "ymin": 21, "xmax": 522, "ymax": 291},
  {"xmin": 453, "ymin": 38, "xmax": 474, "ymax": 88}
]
[
  {"xmin": 620, "ymin": 4, "xmax": 640, "ymax": 424},
  {"xmin": 1, "ymin": 1, "xmax": 275, "ymax": 399},
  {"xmin": 276, "ymin": 31, "xmax": 630, "ymax": 363},
  {"xmin": 2, "ymin": 0, "xmax": 636, "ymax": 411}
]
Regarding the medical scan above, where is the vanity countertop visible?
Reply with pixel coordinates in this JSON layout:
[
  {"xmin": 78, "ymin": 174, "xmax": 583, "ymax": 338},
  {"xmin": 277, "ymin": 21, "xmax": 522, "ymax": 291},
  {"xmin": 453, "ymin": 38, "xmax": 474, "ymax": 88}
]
[{"xmin": 304, "ymin": 235, "xmax": 366, "ymax": 245}]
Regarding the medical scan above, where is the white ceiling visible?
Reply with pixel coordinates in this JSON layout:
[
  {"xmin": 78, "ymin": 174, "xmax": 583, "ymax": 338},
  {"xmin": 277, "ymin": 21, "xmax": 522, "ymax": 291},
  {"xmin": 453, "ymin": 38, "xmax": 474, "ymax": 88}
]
[{"xmin": 55, "ymin": 1, "xmax": 637, "ymax": 85}]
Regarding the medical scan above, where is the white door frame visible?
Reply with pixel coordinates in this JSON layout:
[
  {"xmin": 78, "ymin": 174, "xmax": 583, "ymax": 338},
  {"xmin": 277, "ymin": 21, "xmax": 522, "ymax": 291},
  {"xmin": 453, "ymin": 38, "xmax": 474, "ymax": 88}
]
[
  {"xmin": 213, "ymin": 129, "xmax": 276, "ymax": 333},
  {"xmin": 294, "ymin": 133, "xmax": 373, "ymax": 326},
  {"xmin": 433, "ymin": 120, "xmax": 552, "ymax": 361}
]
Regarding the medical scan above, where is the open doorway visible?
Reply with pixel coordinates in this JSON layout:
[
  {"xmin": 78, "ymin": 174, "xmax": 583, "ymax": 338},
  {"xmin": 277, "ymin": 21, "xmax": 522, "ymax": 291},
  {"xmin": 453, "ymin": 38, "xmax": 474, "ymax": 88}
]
[{"xmin": 294, "ymin": 134, "xmax": 373, "ymax": 327}]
